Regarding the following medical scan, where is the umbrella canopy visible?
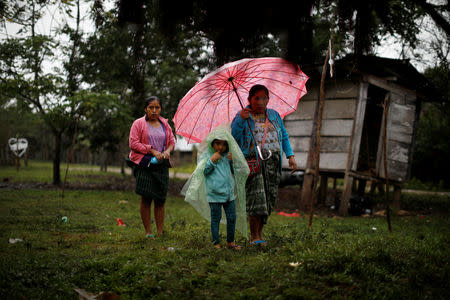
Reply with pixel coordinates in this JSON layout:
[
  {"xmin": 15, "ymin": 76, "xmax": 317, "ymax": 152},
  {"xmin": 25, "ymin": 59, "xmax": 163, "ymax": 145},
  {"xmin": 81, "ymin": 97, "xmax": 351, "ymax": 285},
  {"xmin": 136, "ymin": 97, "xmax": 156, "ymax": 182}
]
[{"xmin": 173, "ymin": 57, "xmax": 309, "ymax": 143}]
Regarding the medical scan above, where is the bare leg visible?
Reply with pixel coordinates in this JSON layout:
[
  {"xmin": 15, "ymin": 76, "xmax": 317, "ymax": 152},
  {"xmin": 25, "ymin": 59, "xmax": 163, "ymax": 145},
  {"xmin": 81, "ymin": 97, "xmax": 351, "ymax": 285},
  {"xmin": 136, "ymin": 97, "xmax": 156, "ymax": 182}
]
[
  {"xmin": 258, "ymin": 217, "xmax": 264, "ymax": 241},
  {"xmin": 154, "ymin": 201, "xmax": 165, "ymax": 235},
  {"xmin": 140, "ymin": 197, "xmax": 152, "ymax": 235},
  {"xmin": 248, "ymin": 216, "xmax": 258, "ymax": 242}
]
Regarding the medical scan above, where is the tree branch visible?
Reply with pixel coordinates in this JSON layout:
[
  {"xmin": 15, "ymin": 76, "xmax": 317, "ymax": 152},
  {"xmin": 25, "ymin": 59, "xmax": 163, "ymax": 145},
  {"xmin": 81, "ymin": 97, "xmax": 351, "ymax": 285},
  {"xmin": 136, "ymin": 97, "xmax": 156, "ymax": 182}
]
[{"xmin": 415, "ymin": 0, "xmax": 450, "ymax": 36}]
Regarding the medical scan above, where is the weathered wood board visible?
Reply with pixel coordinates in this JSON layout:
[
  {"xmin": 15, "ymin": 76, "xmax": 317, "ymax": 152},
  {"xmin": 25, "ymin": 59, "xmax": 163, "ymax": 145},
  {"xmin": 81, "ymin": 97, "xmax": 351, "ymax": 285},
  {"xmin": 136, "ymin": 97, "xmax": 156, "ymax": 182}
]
[
  {"xmin": 286, "ymin": 99, "xmax": 356, "ymax": 120},
  {"xmin": 285, "ymin": 119, "xmax": 353, "ymax": 137},
  {"xmin": 303, "ymin": 81, "xmax": 358, "ymax": 100},
  {"xmin": 290, "ymin": 137, "xmax": 350, "ymax": 152},
  {"xmin": 389, "ymin": 103, "xmax": 416, "ymax": 128},
  {"xmin": 387, "ymin": 140, "xmax": 409, "ymax": 163},
  {"xmin": 378, "ymin": 159, "xmax": 409, "ymax": 182},
  {"xmin": 282, "ymin": 152, "xmax": 348, "ymax": 170}
]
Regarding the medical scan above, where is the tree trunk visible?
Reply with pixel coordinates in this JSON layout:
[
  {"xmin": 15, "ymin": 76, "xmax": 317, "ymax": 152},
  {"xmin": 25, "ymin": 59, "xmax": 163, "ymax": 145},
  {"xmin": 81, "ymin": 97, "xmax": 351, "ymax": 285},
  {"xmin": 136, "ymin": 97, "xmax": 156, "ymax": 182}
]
[
  {"xmin": 24, "ymin": 148, "xmax": 28, "ymax": 167},
  {"xmin": 52, "ymin": 132, "xmax": 62, "ymax": 185}
]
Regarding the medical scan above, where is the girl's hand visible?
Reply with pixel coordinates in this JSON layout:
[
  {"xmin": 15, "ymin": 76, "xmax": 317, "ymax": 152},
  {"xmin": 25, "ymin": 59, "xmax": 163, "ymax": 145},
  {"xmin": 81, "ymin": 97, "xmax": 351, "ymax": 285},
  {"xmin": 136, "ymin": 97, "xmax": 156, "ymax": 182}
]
[
  {"xmin": 211, "ymin": 152, "xmax": 222, "ymax": 163},
  {"xmin": 227, "ymin": 153, "xmax": 232, "ymax": 160},
  {"xmin": 240, "ymin": 108, "xmax": 251, "ymax": 119},
  {"xmin": 288, "ymin": 156, "xmax": 297, "ymax": 174}
]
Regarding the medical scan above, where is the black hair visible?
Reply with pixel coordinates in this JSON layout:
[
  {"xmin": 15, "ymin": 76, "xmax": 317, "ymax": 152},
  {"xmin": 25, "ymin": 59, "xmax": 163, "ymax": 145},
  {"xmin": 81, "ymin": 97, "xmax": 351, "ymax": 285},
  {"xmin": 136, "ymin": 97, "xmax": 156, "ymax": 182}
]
[
  {"xmin": 212, "ymin": 139, "xmax": 229, "ymax": 153},
  {"xmin": 247, "ymin": 84, "xmax": 269, "ymax": 102},
  {"xmin": 144, "ymin": 96, "xmax": 162, "ymax": 110}
]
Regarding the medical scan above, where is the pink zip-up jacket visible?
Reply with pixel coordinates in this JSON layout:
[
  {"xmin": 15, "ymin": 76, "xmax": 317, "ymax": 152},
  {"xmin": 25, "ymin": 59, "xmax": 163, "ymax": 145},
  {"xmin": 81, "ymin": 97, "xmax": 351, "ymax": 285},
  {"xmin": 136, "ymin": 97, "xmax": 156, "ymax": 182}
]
[{"xmin": 129, "ymin": 116, "xmax": 175, "ymax": 165}]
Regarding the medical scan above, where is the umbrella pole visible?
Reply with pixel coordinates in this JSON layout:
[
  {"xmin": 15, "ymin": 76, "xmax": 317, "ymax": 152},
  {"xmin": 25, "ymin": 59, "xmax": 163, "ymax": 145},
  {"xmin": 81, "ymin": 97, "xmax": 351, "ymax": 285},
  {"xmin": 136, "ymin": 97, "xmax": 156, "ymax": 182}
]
[{"xmin": 229, "ymin": 79, "xmax": 258, "ymax": 143}]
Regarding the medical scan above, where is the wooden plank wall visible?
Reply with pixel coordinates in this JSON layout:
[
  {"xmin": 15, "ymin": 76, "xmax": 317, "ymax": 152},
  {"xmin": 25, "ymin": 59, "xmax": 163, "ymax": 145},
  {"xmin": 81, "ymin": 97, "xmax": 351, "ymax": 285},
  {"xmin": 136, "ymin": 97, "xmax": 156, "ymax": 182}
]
[
  {"xmin": 377, "ymin": 92, "xmax": 417, "ymax": 182},
  {"xmin": 283, "ymin": 80, "xmax": 358, "ymax": 171}
]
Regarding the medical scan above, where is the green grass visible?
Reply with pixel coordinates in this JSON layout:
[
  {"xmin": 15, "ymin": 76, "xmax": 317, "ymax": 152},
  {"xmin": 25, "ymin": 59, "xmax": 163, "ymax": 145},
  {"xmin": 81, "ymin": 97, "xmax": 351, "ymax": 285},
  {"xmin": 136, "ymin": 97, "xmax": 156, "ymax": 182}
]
[
  {"xmin": 172, "ymin": 162, "xmax": 196, "ymax": 174},
  {"xmin": 1, "ymin": 188, "xmax": 449, "ymax": 299},
  {"xmin": 0, "ymin": 160, "xmax": 127, "ymax": 184}
]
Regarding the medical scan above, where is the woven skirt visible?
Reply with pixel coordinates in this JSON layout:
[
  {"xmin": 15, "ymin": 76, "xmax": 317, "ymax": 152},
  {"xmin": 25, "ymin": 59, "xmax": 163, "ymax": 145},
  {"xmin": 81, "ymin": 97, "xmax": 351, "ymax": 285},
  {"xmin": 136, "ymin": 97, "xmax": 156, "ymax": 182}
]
[
  {"xmin": 134, "ymin": 163, "xmax": 169, "ymax": 203},
  {"xmin": 245, "ymin": 152, "xmax": 280, "ymax": 224}
]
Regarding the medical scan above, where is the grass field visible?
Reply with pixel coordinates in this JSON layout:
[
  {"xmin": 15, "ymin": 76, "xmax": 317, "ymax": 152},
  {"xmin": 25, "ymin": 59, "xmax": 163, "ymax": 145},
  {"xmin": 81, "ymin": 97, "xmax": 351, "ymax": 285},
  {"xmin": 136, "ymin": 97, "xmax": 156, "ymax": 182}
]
[{"xmin": 0, "ymin": 162, "xmax": 449, "ymax": 299}]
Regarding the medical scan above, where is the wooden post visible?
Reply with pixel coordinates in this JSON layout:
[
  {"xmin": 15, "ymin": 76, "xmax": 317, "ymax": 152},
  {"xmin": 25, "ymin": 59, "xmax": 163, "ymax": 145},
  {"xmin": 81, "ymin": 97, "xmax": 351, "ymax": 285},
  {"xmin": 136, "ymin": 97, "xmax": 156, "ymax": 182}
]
[
  {"xmin": 318, "ymin": 175, "xmax": 328, "ymax": 205},
  {"xmin": 304, "ymin": 41, "xmax": 330, "ymax": 227},
  {"xmin": 300, "ymin": 171, "xmax": 314, "ymax": 210},
  {"xmin": 393, "ymin": 184, "xmax": 402, "ymax": 211},
  {"xmin": 382, "ymin": 95, "xmax": 392, "ymax": 233},
  {"xmin": 340, "ymin": 176, "xmax": 354, "ymax": 212},
  {"xmin": 369, "ymin": 181, "xmax": 377, "ymax": 195},
  {"xmin": 357, "ymin": 179, "xmax": 367, "ymax": 196},
  {"xmin": 301, "ymin": 46, "xmax": 331, "ymax": 213},
  {"xmin": 24, "ymin": 148, "xmax": 29, "ymax": 167}
]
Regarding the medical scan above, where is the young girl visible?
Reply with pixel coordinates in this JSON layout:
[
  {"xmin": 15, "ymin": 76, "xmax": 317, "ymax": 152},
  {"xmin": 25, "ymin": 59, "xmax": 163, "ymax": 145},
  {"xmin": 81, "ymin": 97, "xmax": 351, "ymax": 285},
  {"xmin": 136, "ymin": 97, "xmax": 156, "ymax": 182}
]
[{"xmin": 183, "ymin": 125, "xmax": 249, "ymax": 249}]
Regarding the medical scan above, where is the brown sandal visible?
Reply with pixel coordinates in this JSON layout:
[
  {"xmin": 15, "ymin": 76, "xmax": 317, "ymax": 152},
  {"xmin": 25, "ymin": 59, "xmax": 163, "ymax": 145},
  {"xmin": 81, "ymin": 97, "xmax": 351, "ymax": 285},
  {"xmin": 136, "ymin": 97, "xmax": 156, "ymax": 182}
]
[{"xmin": 227, "ymin": 243, "xmax": 241, "ymax": 250}]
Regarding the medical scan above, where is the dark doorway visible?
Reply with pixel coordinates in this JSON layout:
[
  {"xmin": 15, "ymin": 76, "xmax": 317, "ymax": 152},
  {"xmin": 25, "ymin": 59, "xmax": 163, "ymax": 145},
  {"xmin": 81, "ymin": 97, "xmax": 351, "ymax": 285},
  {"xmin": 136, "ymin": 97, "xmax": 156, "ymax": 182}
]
[{"xmin": 357, "ymin": 85, "xmax": 387, "ymax": 174}]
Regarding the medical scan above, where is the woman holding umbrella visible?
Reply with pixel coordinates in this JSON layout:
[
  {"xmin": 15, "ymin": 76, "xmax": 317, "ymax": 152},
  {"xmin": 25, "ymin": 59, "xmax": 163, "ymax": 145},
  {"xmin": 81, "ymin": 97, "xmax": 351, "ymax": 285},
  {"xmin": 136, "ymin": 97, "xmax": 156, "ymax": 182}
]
[
  {"xmin": 231, "ymin": 84, "xmax": 297, "ymax": 245},
  {"xmin": 129, "ymin": 96, "xmax": 175, "ymax": 238}
]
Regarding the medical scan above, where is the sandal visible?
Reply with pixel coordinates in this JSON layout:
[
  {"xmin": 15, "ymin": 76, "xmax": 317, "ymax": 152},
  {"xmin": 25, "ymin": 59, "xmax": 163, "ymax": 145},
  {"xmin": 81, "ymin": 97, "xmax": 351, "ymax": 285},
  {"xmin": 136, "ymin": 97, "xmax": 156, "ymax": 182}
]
[
  {"xmin": 250, "ymin": 240, "xmax": 266, "ymax": 245},
  {"xmin": 227, "ymin": 243, "xmax": 242, "ymax": 250},
  {"xmin": 214, "ymin": 244, "xmax": 221, "ymax": 249},
  {"xmin": 146, "ymin": 234, "xmax": 155, "ymax": 239}
]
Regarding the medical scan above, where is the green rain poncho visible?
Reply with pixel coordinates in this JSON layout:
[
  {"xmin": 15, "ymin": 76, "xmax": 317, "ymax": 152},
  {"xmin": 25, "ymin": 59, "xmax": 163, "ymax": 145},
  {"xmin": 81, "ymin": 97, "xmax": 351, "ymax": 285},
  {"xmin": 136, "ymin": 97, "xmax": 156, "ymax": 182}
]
[{"xmin": 182, "ymin": 125, "xmax": 250, "ymax": 239}]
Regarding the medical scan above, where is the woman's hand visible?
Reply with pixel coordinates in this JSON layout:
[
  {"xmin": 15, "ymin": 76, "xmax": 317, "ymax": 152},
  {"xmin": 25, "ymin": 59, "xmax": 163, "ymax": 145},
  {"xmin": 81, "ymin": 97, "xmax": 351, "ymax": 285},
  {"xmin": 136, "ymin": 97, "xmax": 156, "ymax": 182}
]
[
  {"xmin": 240, "ymin": 108, "xmax": 252, "ymax": 119},
  {"xmin": 226, "ymin": 152, "xmax": 232, "ymax": 161},
  {"xmin": 288, "ymin": 156, "xmax": 297, "ymax": 174},
  {"xmin": 162, "ymin": 150, "xmax": 171, "ymax": 160},
  {"xmin": 150, "ymin": 149, "xmax": 164, "ymax": 161}
]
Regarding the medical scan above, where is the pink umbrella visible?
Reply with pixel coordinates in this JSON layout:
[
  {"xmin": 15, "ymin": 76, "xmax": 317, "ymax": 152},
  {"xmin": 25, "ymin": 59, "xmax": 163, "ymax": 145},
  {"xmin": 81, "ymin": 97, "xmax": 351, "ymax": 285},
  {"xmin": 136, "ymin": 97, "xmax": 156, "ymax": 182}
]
[{"xmin": 173, "ymin": 57, "xmax": 308, "ymax": 143}]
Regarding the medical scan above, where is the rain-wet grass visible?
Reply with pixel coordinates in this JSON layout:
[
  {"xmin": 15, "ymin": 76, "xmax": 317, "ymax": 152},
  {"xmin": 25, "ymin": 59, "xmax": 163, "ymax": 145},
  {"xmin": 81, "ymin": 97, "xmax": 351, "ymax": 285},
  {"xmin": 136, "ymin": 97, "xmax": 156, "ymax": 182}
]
[{"xmin": 1, "ymin": 188, "xmax": 449, "ymax": 299}]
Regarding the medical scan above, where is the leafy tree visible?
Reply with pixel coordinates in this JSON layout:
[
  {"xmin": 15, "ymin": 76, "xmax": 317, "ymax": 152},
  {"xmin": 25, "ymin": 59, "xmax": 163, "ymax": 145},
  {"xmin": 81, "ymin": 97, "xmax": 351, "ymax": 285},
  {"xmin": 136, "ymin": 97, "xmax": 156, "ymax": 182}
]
[
  {"xmin": 75, "ymin": 91, "xmax": 132, "ymax": 172},
  {"xmin": 0, "ymin": 0, "xmax": 85, "ymax": 185},
  {"xmin": 116, "ymin": 0, "xmax": 448, "ymax": 69},
  {"xmin": 86, "ymin": 3, "xmax": 211, "ymax": 119},
  {"xmin": 411, "ymin": 63, "xmax": 450, "ymax": 188}
]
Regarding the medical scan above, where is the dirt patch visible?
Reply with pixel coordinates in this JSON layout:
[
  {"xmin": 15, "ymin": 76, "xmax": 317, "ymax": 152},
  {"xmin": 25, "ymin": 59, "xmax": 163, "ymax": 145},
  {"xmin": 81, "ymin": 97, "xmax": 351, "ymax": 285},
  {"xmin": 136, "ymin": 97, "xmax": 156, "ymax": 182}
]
[{"xmin": 0, "ymin": 175, "xmax": 186, "ymax": 196}]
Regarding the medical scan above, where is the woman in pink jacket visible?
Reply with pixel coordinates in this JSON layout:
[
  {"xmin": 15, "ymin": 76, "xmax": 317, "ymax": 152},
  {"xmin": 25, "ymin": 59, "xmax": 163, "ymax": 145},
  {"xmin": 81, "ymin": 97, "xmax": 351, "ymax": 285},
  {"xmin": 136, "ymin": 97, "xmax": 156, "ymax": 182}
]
[{"xmin": 129, "ymin": 96, "xmax": 175, "ymax": 239}]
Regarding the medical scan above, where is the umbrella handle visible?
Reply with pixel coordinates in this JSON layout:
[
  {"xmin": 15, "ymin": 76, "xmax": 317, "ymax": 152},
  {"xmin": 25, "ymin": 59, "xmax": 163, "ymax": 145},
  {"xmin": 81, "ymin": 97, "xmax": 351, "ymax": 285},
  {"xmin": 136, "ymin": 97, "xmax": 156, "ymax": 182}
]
[{"xmin": 257, "ymin": 146, "xmax": 272, "ymax": 161}]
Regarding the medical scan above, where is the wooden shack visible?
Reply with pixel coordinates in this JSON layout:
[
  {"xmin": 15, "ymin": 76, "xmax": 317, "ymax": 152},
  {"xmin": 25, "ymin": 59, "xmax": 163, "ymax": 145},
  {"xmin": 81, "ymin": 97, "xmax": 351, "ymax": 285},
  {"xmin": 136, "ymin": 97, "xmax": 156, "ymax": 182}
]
[{"xmin": 283, "ymin": 55, "xmax": 438, "ymax": 214}]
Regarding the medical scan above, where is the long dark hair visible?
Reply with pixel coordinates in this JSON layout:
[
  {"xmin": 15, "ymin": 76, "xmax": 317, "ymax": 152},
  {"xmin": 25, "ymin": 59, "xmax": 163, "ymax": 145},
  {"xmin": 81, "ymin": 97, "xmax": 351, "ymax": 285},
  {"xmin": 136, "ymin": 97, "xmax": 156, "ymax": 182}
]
[{"xmin": 247, "ymin": 84, "xmax": 269, "ymax": 106}]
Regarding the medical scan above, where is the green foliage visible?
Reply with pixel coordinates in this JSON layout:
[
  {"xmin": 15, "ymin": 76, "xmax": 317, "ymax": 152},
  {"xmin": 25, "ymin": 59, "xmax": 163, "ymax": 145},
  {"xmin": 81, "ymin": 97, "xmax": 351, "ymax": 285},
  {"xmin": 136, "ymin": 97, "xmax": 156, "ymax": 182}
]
[
  {"xmin": 405, "ymin": 177, "xmax": 448, "ymax": 192},
  {"xmin": 0, "ymin": 0, "xmax": 82, "ymax": 184},
  {"xmin": 412, "ymin": 102, "xmax": 450, "ymax": 188},
  {"xmin": 75, "ymin": 91, "xmax": 132, "ymax": 154}
]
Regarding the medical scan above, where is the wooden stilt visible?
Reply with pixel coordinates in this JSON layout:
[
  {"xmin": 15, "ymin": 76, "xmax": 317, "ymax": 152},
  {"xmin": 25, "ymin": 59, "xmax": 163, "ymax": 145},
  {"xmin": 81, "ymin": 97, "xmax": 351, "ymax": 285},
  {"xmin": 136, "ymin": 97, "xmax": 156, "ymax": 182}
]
[
  {"xmin": 357, "ymin": 179, "xmax": 367, "ymax": 196},
  {"xmin": 300, "ymin": 173, "xmax": 314, "ymax": 210},
  {"xmin": 339, "ymin": 175, "xmax": 354, "ymax": 214},
  {"xmin": 393, "ymin": 184, "xmax": 402, "ymax": 211},
  {"xmin": 318, "ymin": 175, "xmax": 328, "ymax": 205}
]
